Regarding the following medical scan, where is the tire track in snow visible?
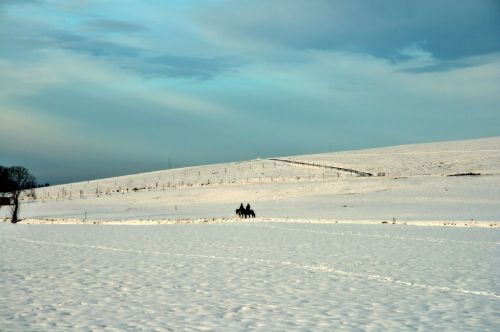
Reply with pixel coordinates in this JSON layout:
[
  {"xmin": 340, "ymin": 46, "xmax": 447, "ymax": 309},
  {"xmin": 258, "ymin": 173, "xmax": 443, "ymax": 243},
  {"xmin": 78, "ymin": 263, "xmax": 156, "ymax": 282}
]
[
  {"xmin": 249, "ymin": 224, "xmax": 500, "ymax": 246},
  {"xmin": 4, "ymin": 236, "xmax": 499, "ymax": 300}
]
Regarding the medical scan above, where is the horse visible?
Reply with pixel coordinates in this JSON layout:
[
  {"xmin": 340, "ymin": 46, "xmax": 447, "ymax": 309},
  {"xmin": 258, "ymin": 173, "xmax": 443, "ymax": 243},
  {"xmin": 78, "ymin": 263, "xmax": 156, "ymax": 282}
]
[{"xmin": 236, "ymin": 207, "xmax": 255, "ymax": 218}]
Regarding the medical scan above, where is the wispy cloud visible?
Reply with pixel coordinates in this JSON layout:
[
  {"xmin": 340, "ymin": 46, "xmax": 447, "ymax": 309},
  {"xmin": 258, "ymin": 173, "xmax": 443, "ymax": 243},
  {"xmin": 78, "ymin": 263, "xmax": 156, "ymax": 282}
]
[
  {"xmin": 197, "ymin": 0, "xmax": 500, "ymax": 60},
  {"xmin": 0, "ymin": 0, "xmax": 42, "ymax": 6},
  {"xmin": 142, "ymin": 54, "xmax": 243, "ymax": 80},
  {"xmin": 0, "ymin": 49, "xmax": 232, "ymax": 115},
  {"xmin": 48, "ymin": 30, "xmax": 142, "ymax": 57},
  {"xmin": 0, "ymin": 12, "xmax": 242, "ymax": 80},
  {"xmin": 83, "ymin": 18, "xmax": 147, "ymax": 34},
  {"xmin": 0, "ymin": 16, "xmax": 143, "ymax": 60}
]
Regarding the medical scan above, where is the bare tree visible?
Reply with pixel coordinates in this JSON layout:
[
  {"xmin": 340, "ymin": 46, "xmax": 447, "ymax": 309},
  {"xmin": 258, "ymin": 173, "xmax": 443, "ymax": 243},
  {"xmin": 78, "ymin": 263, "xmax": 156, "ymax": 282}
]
[{"xmin": 0, "ymin": 166, "xmax": 37, "ymax": 223}]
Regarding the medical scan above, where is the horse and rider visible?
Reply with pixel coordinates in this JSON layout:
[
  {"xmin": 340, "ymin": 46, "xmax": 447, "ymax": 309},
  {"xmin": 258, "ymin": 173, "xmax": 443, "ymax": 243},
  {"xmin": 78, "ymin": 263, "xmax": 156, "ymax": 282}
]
[{"xmin": 236, "ymin": 202, "xmax": 255, "ymax": 218}]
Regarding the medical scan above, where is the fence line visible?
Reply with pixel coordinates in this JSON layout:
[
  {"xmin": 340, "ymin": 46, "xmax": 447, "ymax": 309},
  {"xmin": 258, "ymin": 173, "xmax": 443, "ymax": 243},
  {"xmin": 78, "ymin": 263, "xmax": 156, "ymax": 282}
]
[
  {"xmin": 268, "ymin": 158, "xmax": 374, "ymax": 177},
  {"xmin": 27, "ymin": 159, "xmax": 375, "ymax": 203}
]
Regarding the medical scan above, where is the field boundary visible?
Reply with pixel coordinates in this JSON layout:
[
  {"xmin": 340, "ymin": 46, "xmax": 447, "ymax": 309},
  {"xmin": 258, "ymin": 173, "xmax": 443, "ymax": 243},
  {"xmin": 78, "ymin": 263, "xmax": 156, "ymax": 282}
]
[{"xmin": 269, "ymin": 158, "xmax": 374, "ymax": 177}]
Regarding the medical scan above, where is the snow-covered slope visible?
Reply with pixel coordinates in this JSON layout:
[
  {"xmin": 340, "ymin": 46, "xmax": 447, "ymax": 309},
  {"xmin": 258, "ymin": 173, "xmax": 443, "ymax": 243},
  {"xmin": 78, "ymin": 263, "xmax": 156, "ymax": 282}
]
[
  {"xmin": 4, "ymin": 137, "xmax": 500, "ymax": 223},
  {"xmin": 292, "ymin": 136, "xmax": 500, "ymax": 177},
  {"xmin": 2, "ymin": 138, "xmax": 499, "ymax": 331}
]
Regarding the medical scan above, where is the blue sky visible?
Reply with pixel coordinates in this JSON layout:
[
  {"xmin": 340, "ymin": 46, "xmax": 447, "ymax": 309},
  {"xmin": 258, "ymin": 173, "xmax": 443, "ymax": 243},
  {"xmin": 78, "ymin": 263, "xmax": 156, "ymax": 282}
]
[{"xmin": 1, "ymin": 0, "xmax": 499, "ymax": 184}]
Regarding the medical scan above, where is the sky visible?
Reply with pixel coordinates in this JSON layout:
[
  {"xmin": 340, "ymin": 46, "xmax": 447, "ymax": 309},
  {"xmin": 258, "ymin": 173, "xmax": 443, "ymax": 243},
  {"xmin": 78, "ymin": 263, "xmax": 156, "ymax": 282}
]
[{"xmin": 1, "ymin": 0, "xmax": 499, "ymax": 185}]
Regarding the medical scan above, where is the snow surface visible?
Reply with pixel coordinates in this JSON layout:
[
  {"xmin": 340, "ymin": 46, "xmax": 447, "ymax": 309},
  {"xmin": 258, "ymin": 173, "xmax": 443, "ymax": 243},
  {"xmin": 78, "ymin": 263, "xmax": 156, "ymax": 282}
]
[
  {"xmin": 2, "ymin": 136, "xmax": 499, "ymax": 224},
  {"xmin": 1, "ymin": 223, "xmax": 499, "ymax": 331},
  {"xmin": 1, "ymin": 138, "xmax": 499, "ymax": 330}
]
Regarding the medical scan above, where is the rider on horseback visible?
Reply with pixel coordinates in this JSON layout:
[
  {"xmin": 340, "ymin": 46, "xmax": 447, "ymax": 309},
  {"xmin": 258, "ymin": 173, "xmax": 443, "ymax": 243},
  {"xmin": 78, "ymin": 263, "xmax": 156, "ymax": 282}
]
[{"xmin": 236, "ymin": 203, "xmax": 255, "ymax": 218}]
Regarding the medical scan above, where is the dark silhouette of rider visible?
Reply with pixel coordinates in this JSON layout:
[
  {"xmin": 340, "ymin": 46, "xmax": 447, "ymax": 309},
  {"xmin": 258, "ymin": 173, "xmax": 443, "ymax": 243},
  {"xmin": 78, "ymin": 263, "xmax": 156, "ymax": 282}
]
[
  {"xmin": 239, "ymin": 203, "xmax": 244, "ymax": 211},
  {"xmin": 245, "ymin": 203, "xmax": 251, "ymax": 211}
]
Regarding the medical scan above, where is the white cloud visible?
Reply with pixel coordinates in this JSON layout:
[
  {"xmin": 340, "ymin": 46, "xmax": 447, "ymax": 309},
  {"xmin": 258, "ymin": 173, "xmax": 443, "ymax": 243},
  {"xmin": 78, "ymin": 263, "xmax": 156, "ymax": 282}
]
[
  {"xmin": 0, "ymin": 50, "xmax": 231, "ymax": 116},
  {"xmin": 196, "ymin": 0, "xmax": 500, "ymax": 60},
  {"xmin": 226, "ymin": 48, "xmax": 500, "ymax": 121}
]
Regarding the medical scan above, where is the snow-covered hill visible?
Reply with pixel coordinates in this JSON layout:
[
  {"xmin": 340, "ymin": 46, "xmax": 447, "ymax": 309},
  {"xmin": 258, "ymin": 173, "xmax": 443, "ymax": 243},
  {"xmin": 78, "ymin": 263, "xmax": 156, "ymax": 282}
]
[
  {"xmin": 4, "ymin": 137, "xmax": 500, "ymax": 223},
  {"xmin": 2, "ymin": 138, "xmax": 499, "ymax": 331}
]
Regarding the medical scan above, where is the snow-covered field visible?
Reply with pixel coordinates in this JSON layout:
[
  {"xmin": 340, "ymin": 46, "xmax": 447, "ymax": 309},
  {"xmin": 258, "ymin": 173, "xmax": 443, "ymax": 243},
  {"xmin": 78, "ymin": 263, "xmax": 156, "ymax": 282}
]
[
  {"xmin": 2, "ymin": 137, "xmax": 499, "ymax": 224},
  {"xmin": 1, "ymin": 137, "xmax": 499, "ymax": 330},
  {"xmin": 1, "ymin": 223, "xmax": 499, "ymax": 331}
]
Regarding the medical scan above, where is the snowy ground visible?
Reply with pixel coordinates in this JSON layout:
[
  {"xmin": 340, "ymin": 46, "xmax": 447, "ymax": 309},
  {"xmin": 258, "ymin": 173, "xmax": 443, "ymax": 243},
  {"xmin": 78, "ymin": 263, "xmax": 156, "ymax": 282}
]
[
  {"xmin": 2, "ymin": 137, "xmax": 499, "ymax": 224},
  {"xmin": 1, "ymin": 138, "xmax": 499, "ymax": 330},
  {"xmin": 1, "ymin": 223, "xmax": 499, "ymax": 331}
]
